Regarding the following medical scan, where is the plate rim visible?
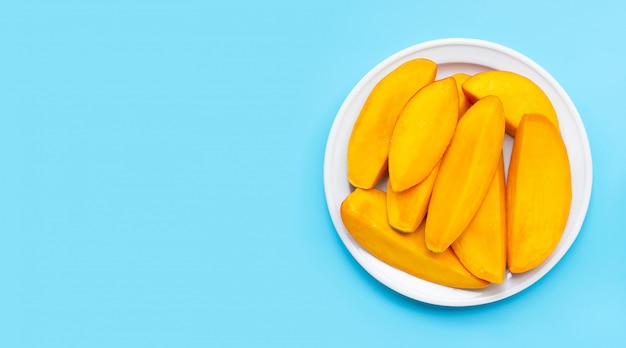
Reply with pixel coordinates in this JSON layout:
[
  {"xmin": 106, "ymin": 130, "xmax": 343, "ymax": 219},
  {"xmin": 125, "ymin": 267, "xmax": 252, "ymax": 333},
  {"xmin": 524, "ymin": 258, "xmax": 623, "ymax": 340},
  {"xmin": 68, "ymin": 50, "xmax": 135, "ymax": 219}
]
[{"xmin": 323, "ymin": 38, "xmax": 593, "ymax": 307}]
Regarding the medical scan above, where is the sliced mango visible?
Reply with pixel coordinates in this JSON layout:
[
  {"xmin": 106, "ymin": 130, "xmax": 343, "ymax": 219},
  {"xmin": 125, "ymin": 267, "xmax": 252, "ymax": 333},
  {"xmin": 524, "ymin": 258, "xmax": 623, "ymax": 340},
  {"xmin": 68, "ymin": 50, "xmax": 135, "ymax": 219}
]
[
  {"xmin": 340, "ymin": 188, "xmax": 489, "ymax": 289},
  {"xmin": 451, "ymin": 73, "xmax": 472, "ymax": 118},
  {"xmin": 507, "ymin": 113, "xmax": 572, "ymax": 273},
  {"xmin": 462, "ymin": 70, "xmax": 558, "ymax": 136},
  {"xmin": 426, "ymin": 95, "xmax": 505, "ymax": 253},
  {"xmin": 452, "ymin": 154, "xmax": 507, "ymax": 284},
  {"xmin": 386, "ymin": 162, "xmax": 439, "ymax": 233},
  {"xmin": 388, "ymin": 77, "xmax": 458, "ymax": 191},
  {"xmin": 347, "ymin": 58, "xmax": 437, "ymax": 189}
]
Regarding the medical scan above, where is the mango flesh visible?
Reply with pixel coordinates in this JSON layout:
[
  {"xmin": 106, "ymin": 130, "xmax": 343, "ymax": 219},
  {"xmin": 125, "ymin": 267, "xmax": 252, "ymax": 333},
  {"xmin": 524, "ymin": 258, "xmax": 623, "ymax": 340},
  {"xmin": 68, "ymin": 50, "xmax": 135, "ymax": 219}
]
[
  {"xmin": 340, "ymin": 188, "xmax": 489, "ymax": 289},
  {"xmin": 462, "ymin": 70, "xmax": 558, "ymax": 137},
  {"xmin": 452, "ymin": 154, "xmax": 507, "ymax": 284},
  {"xmin": 388, "ymin": 77, "xmax": 458, "ymax": 191},
  {"xmin": 451, "ymin": 73, "xmax": 472, "ymax": 117},
  {"xmin": 386, "ymin": 162, "xmax": 439, "ymax": 233},
  {"xmin": 507, "ymin": 113, "xmax": 572, "ymax": 273},
  {"xmin": 426, "ymin": 95, "xmax": 505, "ymax": 253},
  {"xmin": 347, "ymin": 58, "xmax": 437, "ymax": 189}
]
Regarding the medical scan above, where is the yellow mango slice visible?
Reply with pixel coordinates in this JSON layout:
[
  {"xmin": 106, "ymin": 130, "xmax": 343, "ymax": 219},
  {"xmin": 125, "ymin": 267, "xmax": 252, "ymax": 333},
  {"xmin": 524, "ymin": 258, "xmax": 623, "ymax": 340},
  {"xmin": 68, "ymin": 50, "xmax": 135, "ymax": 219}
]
[
  {"xmin": 347, "ymin": 58, "xmax": 437, "ymax": 189},
  {"xmin": 451, "ymin": 73, "xmax": 472, "ymax": 118},
  {"xmin": 452, "ymin": 154, "xmax": 507, "ymax": 284},
  {"xmin": 507, "ymin": 113, "xmax": 572, "ymax": 273},
  {"xmin": 388, "ymin": 77, "xmax": 458, "ymax": 191},
  {"xmin": 386, "ymin": 162, "xmax": 439, "ymax": 233},
  {"xmin": 340, "ymin": 188, "xmax": 489, "ymax": 289},
  {"xmin": 462, "ymin": 70, "xmax": 558, "ymax": 136},
  {"xmin": 426, "ymin": 95, "xmax": 505, "ymax": 253}
]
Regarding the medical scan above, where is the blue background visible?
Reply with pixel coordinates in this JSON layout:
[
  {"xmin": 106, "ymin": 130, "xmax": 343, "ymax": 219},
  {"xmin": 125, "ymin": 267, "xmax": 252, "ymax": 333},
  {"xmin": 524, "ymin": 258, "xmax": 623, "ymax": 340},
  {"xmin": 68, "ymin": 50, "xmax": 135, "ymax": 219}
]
[{"xmin": 1, "ymin": 1, "xmax": 624, "ymax": 346}]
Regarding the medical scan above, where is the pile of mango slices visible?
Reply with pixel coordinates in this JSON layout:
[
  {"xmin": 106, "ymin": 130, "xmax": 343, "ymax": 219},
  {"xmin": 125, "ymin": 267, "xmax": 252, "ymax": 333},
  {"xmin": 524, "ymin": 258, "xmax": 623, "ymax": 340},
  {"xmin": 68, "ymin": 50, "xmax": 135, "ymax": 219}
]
[{"xmin": 342, "ymin": 59, "xmax": 571, "ymax": 288}]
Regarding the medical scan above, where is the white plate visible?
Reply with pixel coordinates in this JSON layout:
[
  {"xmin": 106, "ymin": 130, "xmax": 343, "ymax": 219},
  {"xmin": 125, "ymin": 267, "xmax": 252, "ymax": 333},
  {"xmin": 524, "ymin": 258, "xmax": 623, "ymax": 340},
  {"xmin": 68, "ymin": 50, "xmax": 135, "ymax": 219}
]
[{"xmin": 323, "ymin": 38, "xmax": 593, "ymax": 307}]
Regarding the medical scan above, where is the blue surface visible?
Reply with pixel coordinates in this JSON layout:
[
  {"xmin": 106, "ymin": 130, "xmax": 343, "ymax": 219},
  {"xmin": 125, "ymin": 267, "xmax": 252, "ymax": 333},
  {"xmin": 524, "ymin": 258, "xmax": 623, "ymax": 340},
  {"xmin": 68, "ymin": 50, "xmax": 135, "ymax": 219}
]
[{"xmin": 1, "ymin": 1, "xmax": 624, "ymax": 346}]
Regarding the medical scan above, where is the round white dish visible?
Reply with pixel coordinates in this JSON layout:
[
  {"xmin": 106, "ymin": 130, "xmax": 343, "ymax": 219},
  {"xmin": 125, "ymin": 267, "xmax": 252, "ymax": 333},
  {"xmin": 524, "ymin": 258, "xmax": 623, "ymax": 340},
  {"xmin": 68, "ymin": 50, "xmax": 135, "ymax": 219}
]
[{"xmin": 323, "ymin": 38, "xmax": 593, "ymax": 307}]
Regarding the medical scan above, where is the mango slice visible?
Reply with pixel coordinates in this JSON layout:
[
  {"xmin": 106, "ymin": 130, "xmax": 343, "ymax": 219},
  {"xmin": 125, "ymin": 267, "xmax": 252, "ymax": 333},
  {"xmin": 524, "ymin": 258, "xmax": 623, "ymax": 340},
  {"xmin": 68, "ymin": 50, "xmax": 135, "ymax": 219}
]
[
  {"xmin": 386, "ymin": 162, "xmax": 439, "ymax": 233},
  {"xmin": 388, "ymin": 77, "xmax": 458, "ymax": 191},
  {"xmin": 462, "ymin": 70, "xmax": 558, "ymax": 136},
  {"xmin": 426, "ymin": 95, "xmax": 505, "ymax": 253},
  {"xmin": 451, "ymin": 73, "xmax": 472, "ymax": 118},
  {"xmin": 347, "ymin": 58, "xmax": 437, "ymax": 189},
  {"xmin": 507, "ymin": 113, "xmax": 572, "ymax": 273},
  {"xmin": 340, "ymin": 188, "xmax": 489, "ymax": 289},
  {"xmin": 452, "ymin": 154, "xmax": 507, "ymax": 284}
]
